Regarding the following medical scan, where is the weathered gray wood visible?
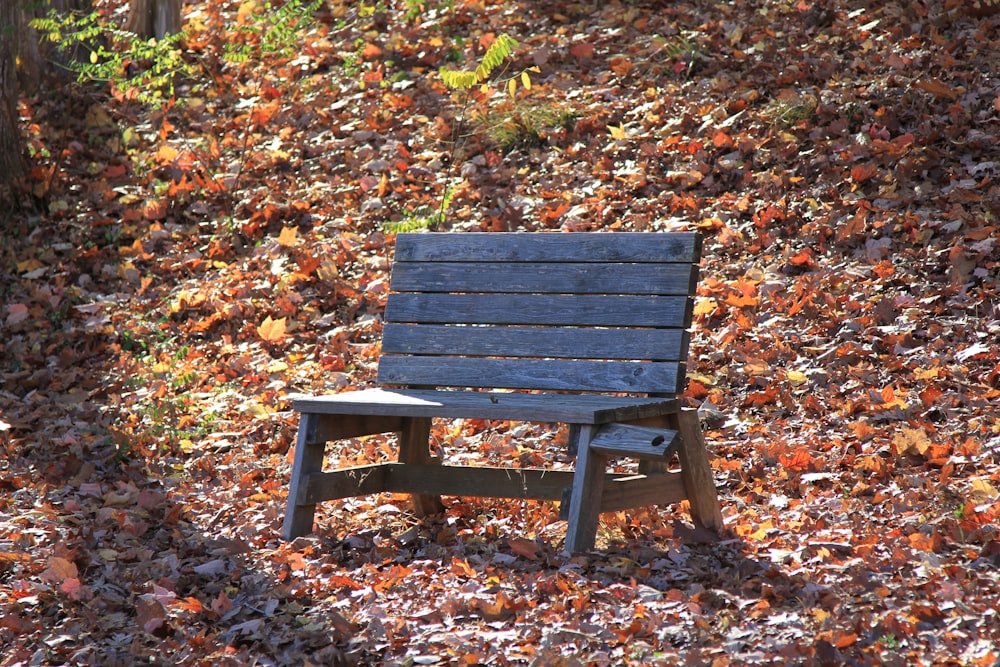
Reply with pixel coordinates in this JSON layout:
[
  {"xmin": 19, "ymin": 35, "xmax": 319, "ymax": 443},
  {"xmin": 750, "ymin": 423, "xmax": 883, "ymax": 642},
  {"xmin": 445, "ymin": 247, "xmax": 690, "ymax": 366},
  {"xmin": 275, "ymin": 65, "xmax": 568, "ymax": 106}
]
[
  {"xmin": 303, "ymin": 464, "xmax": 570, "ymax": 504},
  {"xmin": 381, "ymin": 324, "xmax": 688, "ymax": 361},
  {"xmin": 394, "ymin": 232, "xmax": 702, "ymax": 263},
  {"xmin": 302, "ymin": 463, "xmax": 683, "ymax": 508},
  {"xmin": 378, "ymin": 356, "xmax": 684, "ymax": 393},
  {"xmin": 294, "ymin": 389, "xmax": 678, "ymax": 424},
  {"xmin": 390, "ymin": 262, "xmax": 698, "ymax": 295},
  {"xmin": 301, "ymin": 464, "xmax": 390, "ymax": 504},
  {"xmin": 599, "ymin": 472, "xmax": 688, "ymax": 512},
  {"xmin": 385, "ymin": 294, "xmax": 692, "ymax": 328},
  {"xmin": 589, "ymin": 423, "xmax": 679, "ymax": 460},
  {"xmin": 283, "ymin": 414, "xmax": 325, "ymax": 539},
  {"xmin": 284, "ymin": 231, "xmax": 721, "ymax": 549},
  {"xmin": 564, "ymin": 425, "xmax": 605, "ymax": 552},
  {"xmin": 397, "ymin": 417, "xmax": 444, "ymax": 515},
  {"xmin": 675, "ymin": 408, "xmax": 724, "ymax": 532},
  {"xmin": 313, "ymin": 413, "xmax": 405, "ymax": 443}
]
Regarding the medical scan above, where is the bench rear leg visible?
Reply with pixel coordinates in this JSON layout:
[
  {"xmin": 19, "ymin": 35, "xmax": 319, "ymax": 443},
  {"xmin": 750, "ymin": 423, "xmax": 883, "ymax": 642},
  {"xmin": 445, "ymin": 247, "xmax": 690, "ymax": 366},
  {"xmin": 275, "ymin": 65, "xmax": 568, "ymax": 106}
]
[
  {"xmin": 675, "ymin": 408, "xmax": 724, "ymax": 532},
  {"xmin": 564, "ymin": 424, "xmax": 605, "ymax": 552},
  {"xmin": 398, "ymin": 417, "xmax": 445, "ymax": 516},
  {"xmin": 283, "ymin": 413, "xmax": 324, "ymax": 540}
]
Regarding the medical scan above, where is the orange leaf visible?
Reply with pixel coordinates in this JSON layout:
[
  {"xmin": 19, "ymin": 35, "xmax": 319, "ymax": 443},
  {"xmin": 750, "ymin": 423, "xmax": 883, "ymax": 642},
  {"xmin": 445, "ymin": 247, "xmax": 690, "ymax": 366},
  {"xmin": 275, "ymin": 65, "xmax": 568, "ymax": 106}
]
[
  {"xmin": 155, "ymin": 145, "xmax": 179, "ymax": 165},
  {"xmin": 176, "ymin": 596, "xmax": 204, "ymax": 613},
  {"xmin": 850, "ymin": 163, "xmax": 879, "ymax": 184},
  {"xmin": 361, "ymin": 42, "xmax": 383, "ymax": 60},
  {"xmin": 277, "ymin": 226, "xmax": 298, "ymax": 247},
  {"xmin": 257, "ymin": 316, "xmax": 287, "ymax": 342},
  {"xmin": 569, "ymin": 42, "xmax": 594, "ymax": 60},
  {"xmin": 610, "ymin": 57, "xmax": 633, "ymax": 76},
  {"xmin": 506, "ymin": 537, "xmax": 540, "ymax": 560}
]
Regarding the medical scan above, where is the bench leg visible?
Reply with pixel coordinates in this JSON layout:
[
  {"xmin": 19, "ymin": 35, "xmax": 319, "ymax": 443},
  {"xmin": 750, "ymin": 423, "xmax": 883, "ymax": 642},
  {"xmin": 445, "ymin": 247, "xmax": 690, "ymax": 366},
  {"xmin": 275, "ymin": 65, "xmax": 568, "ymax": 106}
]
[
  {"xmin": 675, "ymin": 408, "xmax": 724, "ymax": 532},
  {"xmin": 398, "ymin": 417, "xmax": 445, "ymax": 516},
  {"xmin": 564, "ymin": 425, "xmax": 604, "ymax": 552},
  {"xmin": 283, "ymin": 413, "xmax": 323, "ymax": 540}
]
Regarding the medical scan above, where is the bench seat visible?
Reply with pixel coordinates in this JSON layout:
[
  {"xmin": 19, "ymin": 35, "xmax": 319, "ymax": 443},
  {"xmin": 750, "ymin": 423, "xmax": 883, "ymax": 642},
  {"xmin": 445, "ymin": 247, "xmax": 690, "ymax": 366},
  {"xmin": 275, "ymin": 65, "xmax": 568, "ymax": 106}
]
[{"xmin": 293, "ymin": 389, "xmax": 679, "ymax": 424}]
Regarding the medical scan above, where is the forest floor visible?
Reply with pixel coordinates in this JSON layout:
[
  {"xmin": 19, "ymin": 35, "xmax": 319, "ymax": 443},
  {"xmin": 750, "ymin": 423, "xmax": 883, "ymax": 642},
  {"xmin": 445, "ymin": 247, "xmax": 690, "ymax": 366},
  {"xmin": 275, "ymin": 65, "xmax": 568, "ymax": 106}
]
[{"xmin": 2, "ymin": 0, "xmax": 1000, "ymax": 664}]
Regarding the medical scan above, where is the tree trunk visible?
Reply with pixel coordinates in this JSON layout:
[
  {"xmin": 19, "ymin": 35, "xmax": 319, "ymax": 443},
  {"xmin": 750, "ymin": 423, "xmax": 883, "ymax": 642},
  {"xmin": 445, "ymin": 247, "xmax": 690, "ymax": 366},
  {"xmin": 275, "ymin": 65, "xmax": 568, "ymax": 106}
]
[
  {"xmin": 126, "ymin": 0, "xmax": 183, "ymax": 39},
  {"xmin": 0, "ymin": 0, "xmax": 26, "ymax": 183}
]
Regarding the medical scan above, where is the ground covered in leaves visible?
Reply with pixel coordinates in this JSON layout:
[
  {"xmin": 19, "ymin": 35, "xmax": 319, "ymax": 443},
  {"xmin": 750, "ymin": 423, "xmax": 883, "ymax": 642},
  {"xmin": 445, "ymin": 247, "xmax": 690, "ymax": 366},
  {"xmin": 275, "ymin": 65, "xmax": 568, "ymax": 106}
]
[{"xmin": 2, "ymin": 0, "xmax": 1000, "ymax": 664}]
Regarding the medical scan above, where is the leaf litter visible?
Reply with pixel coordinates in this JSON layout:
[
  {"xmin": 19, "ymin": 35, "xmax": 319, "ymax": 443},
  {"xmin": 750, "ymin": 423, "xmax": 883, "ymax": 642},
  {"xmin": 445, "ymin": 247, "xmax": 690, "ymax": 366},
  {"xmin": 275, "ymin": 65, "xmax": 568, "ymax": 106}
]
[{"xmin": 2, "ymin": 0, "xmax": 1000, "ymax": 664}]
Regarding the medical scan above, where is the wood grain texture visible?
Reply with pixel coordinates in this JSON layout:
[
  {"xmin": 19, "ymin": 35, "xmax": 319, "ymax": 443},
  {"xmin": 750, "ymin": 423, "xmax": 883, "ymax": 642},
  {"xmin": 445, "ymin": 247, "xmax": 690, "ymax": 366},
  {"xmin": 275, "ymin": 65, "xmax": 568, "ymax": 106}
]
[
  {"xmin": 588, "ymin": 423, "xmax": 679, "ymax": 460},
  {"xmin": 293, "ymin": 389, "xmax": 679, "ymax": 424},
  {"xmin": 381, "ymin": 324, "xmax": 688, "ymax": 361},
  {"xmin": 385, "ymin": 293, "xmax": 692, "ymax": 327},
  {"xmin": 390, "ymin": 262, "xmax": 698, "ymax": 295},
  {"xmin": 394, "ymin": 232, "xmax": 701, "ymax": 263},
  {"xmin": 377, "ymin": 356, "xmax": 684, "ymax": 393}
]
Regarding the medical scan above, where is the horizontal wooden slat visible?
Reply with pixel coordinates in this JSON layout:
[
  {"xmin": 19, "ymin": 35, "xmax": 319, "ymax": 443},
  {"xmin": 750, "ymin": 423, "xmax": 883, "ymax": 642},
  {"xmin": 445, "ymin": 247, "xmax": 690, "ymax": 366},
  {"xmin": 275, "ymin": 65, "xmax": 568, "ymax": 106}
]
[
  {"xmin": 589, "ymin": 423, "xmax": 679, "ymax": 460},
  {"xmin": 298, "ymin": 464, "xmax": 389, "ymax": 504},
  {"xmin": 395, "ymin": 232, "xmax": 702, "ymax": 263},
  {"xmin": 302, "ymin": 463, "xmax": 688, "ymax": 507},
  {"xmin": 378, "ymin": 357, "xmax": 684, "ymax": 393},
  {"xmin": 385, "ymin": 294, "xmax": 692, "ymax": 327},
  {"xmin": 308, "ymin": 414, "xmax": 405, "ymax": 444},
  {"xmin": 293, "ymin": 388, "xmax": 678, "ymax": 424},
  {"xmin": 390, "ymin": 262, "xmax": 697, "ymax": 295},
  {"xmin": 381, "ymin": 324, "xmax": 688, "ymax": 361},
  {"xmin": 598, "ymin": 472, "xmax": 688, "ymax": 512}
]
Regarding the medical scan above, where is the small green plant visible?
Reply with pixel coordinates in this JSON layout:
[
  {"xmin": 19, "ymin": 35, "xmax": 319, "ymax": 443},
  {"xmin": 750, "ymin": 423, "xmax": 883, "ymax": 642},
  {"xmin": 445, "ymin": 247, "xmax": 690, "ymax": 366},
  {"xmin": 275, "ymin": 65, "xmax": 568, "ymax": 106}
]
[
  {"xmin": 476, "ymin": 103, "xmax": 577, "ymax": 152},
  {"xmin": 878, "ymin": 634, "xmax": 901, "ymax": 649},
  {"xmin": 385, "ymin": 186, "xmax": 455, "ymax": 233},
  {"xmin": 762, "ymin": 93, "xmax": 818, "ymax": 129},
  {"xmin": 659, "ymin": 32, "xmax": 703, "ymax": 76},
  {"xmin": 31, "ymin": 10, "xmax": 190, "ymax": 108},
  {"xmin": 439, "ymin": 33, "xmax": 533, "ymax": 94}
]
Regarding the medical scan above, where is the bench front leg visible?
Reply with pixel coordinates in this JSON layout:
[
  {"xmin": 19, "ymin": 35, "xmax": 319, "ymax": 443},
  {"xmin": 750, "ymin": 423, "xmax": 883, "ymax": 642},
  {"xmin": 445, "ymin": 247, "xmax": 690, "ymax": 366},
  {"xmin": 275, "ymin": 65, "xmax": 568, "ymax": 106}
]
[
  {"xmin": 564, "ymin": 424, "xmax": 604, "ymax": 552},
  {"xmin": 675, "ymin": 408, "xmax": 724, "ymax": 532},
  {"xmin": 397, "ymin": 417, "xmax": 445, "ymax": 516},
  {"xmin": 283, "ymin": 413, "xmax": 324, "ymax": 540}
]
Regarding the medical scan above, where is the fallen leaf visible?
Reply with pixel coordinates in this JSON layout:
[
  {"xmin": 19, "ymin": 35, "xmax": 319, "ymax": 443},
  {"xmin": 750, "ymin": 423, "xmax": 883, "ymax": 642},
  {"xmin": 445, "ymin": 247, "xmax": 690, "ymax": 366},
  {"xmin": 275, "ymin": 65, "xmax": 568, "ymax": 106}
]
[{"xmin": 257, "ymin": 316, "xmax": 287, "ymax": 342}]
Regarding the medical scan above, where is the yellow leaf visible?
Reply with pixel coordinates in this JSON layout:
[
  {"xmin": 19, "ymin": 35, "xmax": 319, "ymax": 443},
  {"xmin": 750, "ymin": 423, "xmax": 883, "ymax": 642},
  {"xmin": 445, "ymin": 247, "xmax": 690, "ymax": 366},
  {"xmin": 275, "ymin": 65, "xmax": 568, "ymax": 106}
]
[
  {"xmin": 257, "ymin": 316, "xmax": 287, "ymax": 342},
  {"xmin": 277, "ymin": 226, "xmax": 298, "ymax": 247},
  {"xmin": 970, "ymin": 478, "xmax": 999, "ymax": 502},
  {"xmin": 787, "ymin": 370, "xmax": 808, "ymax": 387},
  {"xmin": 693, "ymin": 297, "xmax": 717, "ymax": 316},
  {"xmin": 608, "ymin": 123, "xmax": 628, "ymax": 140},
  {"xmin": 520, "ymin": 70, "xmax": 531, "ymax": 90},
  {"xmin": 893, "ymin": 427, "xmax": 931, "ymax": 457},
  {"xmin": 246, "ymin": 402, "xmax": 272, "ymax": 419},
  {"xmin": 17, "ymin": 259, "xmax": 44, "ymax": 273},
  {"xmin": 155, "ymin": 145, "xmax": 179, "ymax": 164},
  {"xmin": 507, "ymin": 78, "xmax": 517, "ymax": 98}
]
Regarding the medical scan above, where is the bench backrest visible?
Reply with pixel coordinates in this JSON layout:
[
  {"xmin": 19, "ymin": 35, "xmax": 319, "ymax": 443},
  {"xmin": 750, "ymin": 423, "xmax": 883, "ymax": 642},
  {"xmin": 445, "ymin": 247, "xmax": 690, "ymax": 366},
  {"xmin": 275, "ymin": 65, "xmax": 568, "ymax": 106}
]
[{"xmin": 377, "ymin": 232, "xmax": 701, "ymax": 395}]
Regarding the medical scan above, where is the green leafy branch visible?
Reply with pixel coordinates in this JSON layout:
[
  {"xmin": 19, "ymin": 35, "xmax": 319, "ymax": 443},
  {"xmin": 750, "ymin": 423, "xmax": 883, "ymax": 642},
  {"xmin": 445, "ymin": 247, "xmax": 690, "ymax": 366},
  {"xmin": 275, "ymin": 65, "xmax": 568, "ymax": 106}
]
[
  {"xmin": 223, "ymin": 0, "xmax": 323, "ymax": 66},
  {"xmin": 439, "ymin": 33, "xmax": 538, "ymax": 97},
  {"xmin": 31, "ymin": 10, "xmax": 189, "ymax": 109}
]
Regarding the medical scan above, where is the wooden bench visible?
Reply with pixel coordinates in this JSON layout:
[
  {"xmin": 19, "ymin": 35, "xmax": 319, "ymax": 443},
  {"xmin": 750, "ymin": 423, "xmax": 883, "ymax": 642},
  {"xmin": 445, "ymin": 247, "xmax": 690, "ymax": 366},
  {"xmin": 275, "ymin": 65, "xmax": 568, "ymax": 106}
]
[{"xmin": 283, "ymin": 232, "xmax": 723, "ymax": 552}]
